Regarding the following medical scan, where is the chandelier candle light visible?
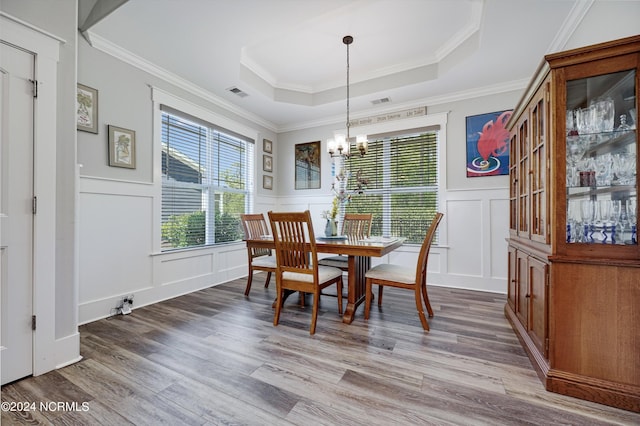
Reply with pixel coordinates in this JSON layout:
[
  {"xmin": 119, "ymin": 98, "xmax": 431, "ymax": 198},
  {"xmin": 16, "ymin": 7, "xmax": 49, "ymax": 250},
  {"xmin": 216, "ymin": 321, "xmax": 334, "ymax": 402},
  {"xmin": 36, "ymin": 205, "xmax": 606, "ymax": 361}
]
[{"xmin": 327, "ymin": 35, "xmax": 368, "ymax": 158}]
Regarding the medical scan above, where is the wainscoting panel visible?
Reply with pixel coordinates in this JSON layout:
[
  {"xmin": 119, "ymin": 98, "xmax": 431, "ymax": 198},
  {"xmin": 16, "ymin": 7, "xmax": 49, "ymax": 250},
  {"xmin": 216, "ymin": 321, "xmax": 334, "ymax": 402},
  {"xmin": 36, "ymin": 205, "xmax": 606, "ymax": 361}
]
[
  {"xmin": 156, "ymin": 251, "xmax": 215, "ymax": 287},
  {"xmin": 490, "ymin": 198, "xmax": 510, "ymax": 278},
  {"xmin": 446, "ymin": 198, "xmax": 483, "ymax": 277},
  {"xmin": 78, "ymin": 176, "xmax": 253, "ymax": 324},
  {"xmin": 79, "ymin": 191, "xmax": 154, "ymax": 303}
]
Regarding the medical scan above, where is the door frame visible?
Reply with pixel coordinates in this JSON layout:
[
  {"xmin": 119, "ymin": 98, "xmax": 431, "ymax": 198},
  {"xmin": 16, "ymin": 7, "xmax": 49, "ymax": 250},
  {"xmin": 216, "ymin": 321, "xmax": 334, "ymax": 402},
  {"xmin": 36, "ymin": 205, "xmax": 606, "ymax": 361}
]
[{"xmin": 1, "ymin": 12, "xmax": 62, "ymax": 377}]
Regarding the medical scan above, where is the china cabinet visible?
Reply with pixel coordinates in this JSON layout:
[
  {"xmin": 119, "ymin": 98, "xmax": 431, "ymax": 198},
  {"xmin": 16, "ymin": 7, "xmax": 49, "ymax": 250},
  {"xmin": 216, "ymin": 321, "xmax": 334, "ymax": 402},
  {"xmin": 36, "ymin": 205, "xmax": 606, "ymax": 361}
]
[{"xmin": 506, "ymin": 35, "xmax": 639, "ymax": 412}]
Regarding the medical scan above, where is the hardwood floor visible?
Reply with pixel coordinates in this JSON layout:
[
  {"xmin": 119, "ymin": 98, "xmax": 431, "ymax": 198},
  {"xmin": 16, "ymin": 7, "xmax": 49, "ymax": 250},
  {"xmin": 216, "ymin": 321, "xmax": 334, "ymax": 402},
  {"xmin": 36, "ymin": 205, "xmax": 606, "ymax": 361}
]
[{"xmin": 2, "ymin": 275, "xmax": 639, "ymax": 425}]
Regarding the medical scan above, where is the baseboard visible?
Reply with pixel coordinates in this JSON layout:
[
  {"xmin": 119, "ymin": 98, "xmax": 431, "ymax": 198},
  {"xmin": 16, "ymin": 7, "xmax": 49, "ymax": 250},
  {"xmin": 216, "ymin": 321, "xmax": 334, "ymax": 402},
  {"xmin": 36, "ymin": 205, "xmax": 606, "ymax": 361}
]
[{"xmin": 54, "ymin": 332, "xmax": 81, "ymax": 371}]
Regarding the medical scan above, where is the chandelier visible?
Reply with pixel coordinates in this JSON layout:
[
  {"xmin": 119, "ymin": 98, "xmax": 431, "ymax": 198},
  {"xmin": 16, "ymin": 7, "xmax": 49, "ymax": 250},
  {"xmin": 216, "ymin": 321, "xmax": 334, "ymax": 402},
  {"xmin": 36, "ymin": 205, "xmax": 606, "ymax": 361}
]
[{"xmin": 327, "ymin": 35, "xmax": 368, "ymax": 158}]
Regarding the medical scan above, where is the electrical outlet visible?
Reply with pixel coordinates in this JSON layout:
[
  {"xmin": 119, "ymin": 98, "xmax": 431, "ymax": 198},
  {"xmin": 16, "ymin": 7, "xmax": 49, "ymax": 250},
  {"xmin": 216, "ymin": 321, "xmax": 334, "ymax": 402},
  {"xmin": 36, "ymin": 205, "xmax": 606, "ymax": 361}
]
[{"xmin": 113, "ymin": 294, "xmax": 134, "ymax": 316}]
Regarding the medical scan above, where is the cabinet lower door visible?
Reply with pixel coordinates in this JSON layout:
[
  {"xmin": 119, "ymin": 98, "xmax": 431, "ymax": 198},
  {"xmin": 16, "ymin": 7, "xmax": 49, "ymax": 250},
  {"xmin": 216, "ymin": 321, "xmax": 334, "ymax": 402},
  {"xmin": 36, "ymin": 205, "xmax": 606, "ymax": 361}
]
[
  {"xmin": 515, "ymin": 251, "xmax": 529, "ymax": 326},
  {"xmin": 528, "ymin": 256, "xmax": 548, "ymax": 358},
  {"xmin": 507, "ymin": 246, "xmax": 517, "ymax": 311}
]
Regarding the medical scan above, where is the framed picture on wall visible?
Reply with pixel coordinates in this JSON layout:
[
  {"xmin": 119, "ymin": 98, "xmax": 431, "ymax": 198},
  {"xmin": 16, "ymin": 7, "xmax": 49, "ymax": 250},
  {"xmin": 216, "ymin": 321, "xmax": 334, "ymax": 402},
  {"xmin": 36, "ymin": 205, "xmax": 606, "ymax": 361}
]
[
  {"xmin": 263, "ymin": 175, "xmax": 273, "ymax": 190},
  {"xmin": 294, "ymin": 141, "xmax": 321, "ymax": 189},
  {"xmin": 77, "ymin": 83, "xmax": 99, "ymax": 133},
  {"xmin": 108, "ymin": 125, "xmax": 136, "ymax": 169},
  {"xmin": 263, "ymin": 138, "xmax": 273, "ymax": 153},
  {"xmin": 465, "ymin": 110, "xmax": 513, "ymax": 177},
  {"xmin": 263, "ymin": 155, "xmax": 273, "ymax": 172}
]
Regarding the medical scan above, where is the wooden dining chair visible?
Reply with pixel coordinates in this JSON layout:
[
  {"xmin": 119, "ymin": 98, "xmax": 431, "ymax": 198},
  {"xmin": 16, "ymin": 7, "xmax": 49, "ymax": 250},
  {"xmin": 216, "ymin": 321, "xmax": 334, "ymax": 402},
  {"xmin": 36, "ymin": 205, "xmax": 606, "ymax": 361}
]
[
  {"xmin": 268, "ymin": 210, "xmax": 343, "ymax": 335},
  {"xmin": 241, "ymin": 213, "xmax": 276, "ymax": 296},
  {"xmin": 364, "ymin": 212, "xmax": 443, "ymax": 331},
  {"xmin": 318, "ymin": 213, "xmax": 373, "ymax": 270}
]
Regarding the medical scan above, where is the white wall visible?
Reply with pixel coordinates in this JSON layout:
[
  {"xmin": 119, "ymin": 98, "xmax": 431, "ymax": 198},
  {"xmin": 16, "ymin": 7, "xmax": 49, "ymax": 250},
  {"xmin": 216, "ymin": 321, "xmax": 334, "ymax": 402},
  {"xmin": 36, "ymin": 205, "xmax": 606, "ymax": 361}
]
[{"xmin": 76, "ymin": 34, "xmax": 279, "ymax": 323}]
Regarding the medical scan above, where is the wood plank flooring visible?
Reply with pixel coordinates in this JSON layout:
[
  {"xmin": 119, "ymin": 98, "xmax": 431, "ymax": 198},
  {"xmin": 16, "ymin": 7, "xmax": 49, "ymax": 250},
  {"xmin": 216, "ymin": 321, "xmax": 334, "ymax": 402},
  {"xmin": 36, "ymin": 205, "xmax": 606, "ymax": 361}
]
[{"xmin": 2, "ymin": 274, "xmax": 639, "ymax": 425}]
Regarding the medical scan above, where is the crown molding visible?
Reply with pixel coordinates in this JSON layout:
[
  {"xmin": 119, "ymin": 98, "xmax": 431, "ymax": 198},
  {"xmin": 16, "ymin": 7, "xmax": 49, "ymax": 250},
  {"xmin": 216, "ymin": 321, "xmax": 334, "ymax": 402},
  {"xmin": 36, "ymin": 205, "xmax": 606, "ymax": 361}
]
[
  {"xmin": 84, "ymin": 31, "xmax": 278, "ymax": 132},
  {"xmin": 278, "ymin": 78, "xmax": 528, "ymax": 133},
  {"xmin": 84, "ymin": 30, "xmax": 527, "ymax": 135},
  {"xmin": 546, "ymin": 0, "xmax": 593, "ymax": 53}
]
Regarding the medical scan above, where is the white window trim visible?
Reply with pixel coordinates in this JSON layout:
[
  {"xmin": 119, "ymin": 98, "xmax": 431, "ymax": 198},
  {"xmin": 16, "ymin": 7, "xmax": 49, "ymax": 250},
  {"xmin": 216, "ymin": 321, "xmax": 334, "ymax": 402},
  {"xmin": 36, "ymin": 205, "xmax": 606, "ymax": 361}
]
[
  {"xmin": 151, "ymin": 87, "xmax": 260, "ymax": 252},
  {"xmin": 335, "ymin": 111, "xmax": 448, "ymax": 246}
]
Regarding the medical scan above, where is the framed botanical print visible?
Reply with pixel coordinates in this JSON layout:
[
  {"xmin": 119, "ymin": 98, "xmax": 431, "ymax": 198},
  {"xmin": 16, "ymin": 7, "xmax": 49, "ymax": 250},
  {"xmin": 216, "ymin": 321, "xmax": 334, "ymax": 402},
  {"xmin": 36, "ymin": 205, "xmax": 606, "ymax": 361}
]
[
  {"xmin": 108, "ymin": 125, "xmax": 136, "ymax": 169},
  {"xmin": 263, "ymin": 138, "xmax": 273, "ymax": 153},
  {"xmin": 263, "ymin": 175, "xmax": 273, "ymax": 190},
  {"xmin": 294, "ymin": 141, "xmax": 321, "ymax": 189},
  {"xmin": 263, "ymin": 155, "xmax": 273, "ymax": 172},
  {"xmin": 77, "ymin": 83, "xmax": 99, "ymax": 133}
]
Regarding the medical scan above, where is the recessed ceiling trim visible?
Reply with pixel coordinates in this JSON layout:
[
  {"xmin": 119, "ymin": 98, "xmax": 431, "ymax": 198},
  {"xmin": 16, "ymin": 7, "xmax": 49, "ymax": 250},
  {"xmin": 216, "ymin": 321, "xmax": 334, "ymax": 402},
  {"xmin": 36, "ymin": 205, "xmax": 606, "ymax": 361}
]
[
  {"xmin": 85, "ymin": 31, "xmax": 278, "ymax": 132},
  {"xmin": 278, "ymin": 77, "xmax": 529, "ymax": 133},
  {"xmin": 546, "ymin": 0, "xmax": 593, "ymax": 52},
  {"xmin": 435, "ymin": 0, "xmax": 483, "ymax": 60},
  {"xmin": 239, "ymin": 1, "xmax": 484, "ymax": 96}
]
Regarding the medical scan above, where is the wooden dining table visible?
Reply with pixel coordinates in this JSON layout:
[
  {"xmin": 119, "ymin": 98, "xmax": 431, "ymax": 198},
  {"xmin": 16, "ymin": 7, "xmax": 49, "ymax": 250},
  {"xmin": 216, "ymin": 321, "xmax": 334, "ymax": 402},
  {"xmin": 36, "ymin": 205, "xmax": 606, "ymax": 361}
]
[{"xmin": 244, "ymin": 235, "xmax": 405, "ymax": 323}]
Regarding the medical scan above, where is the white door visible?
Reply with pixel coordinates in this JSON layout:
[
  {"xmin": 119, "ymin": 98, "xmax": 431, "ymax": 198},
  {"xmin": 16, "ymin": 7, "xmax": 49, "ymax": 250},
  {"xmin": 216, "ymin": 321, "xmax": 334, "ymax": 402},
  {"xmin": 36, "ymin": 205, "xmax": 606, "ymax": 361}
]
[{"xmin": 0, "ymin": 41, "xmax": 35, "ymax": 385}]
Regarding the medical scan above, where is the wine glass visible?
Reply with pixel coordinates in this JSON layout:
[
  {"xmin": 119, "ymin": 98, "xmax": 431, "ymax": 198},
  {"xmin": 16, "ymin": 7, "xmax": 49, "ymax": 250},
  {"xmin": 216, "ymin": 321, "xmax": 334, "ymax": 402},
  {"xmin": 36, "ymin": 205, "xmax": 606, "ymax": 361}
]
[
  {"xmin": 567, "ymin": 199, "xmax": 582, "ymax": 243},
  {"xmin": 566, "ymin": 109, "xmax": 586, "ymax": 185},
  {"xmin": 598, "ymin": 200, "xmax": 612, "ymax": 243},
  {"xmin": 627, "ymin": 198, "xmax": 637, "ymax": 244},
  {"xmin": 610, "ymin": 200, "xmax": 622, "ymax": 244},
  {"xmin": 581, "ymin": 200, "xmax": 595, "ymax": 243}
]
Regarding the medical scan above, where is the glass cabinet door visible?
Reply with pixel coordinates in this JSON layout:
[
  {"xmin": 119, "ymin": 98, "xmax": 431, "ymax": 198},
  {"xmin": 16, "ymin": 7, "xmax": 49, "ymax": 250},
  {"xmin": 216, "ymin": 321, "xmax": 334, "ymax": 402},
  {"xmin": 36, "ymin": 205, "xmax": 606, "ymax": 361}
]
[{"xmin": 565, "ymin": 69, "xmax": 637, "ymax": 245}]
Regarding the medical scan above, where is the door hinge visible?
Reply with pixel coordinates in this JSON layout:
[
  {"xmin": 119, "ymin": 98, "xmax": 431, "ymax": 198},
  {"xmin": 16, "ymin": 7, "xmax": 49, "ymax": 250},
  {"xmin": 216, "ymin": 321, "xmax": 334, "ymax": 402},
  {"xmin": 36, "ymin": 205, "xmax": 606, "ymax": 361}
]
[
  {"xmin": 32, "ymin": 315, "xmax": 36, "ymax": 331},
  {"xmin": 32, "ymin": 196, "xmax": 37, "ymax": 214},
  {"xmin": 545, "ymin": 337, "xmax": 549, "ymax": 352},
  {"xmin": 29, "ymin": 79, "xmax": 38, "ymax": 98}
]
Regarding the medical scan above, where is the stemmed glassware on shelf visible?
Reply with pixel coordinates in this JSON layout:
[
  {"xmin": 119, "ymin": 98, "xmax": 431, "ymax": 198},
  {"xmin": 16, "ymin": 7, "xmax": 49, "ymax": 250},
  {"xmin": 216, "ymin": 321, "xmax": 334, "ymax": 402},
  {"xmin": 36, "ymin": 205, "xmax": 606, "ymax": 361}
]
[
  {"xmin": 567, "ymin": 199, "xmax": 580, "ymax": 243},
  {"xmin": 627, "ymin": 198, "xmax": 637, "ymax": 244},
  {"xmin": 580, "ymin": 200, "xmax": 596, "ymax": 243},
  {"xmin": 609, "ymin": 148, "xmax": 636, "ymax": 188},
  {"xmin": 598, "ymin": 200, "xmax": 612, "ymax": 243},
  {"xmin": 617, "ymin": 113, "xmax": 632, "ymax": 133},
  {"xmin": 610, "ymin": 200, "xmax": 622, "ymax": 244},
  {"xmin": 566, "ymin": 109, "xmax": 586, "ymax": 187}
]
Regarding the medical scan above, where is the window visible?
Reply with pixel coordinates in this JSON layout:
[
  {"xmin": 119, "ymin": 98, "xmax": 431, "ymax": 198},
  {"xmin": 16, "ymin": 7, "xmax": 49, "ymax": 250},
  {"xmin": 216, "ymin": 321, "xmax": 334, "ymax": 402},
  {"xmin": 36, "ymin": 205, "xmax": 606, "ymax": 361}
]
[
  {"xmin": 344, "ymin": 131, "xmax": 439, "ymax": 244},
  {"xmin": 161, "ymin": 110, "xmax": 253, "ymax": 250}
]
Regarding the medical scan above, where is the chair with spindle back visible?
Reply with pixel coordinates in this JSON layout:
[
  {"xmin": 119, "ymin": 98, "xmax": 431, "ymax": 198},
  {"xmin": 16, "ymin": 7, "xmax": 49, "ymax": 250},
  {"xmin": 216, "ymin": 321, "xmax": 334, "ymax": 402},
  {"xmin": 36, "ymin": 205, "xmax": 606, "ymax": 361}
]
[
  {"xmin": 364, "ymin": 212, "xmax": 443, "ymax": 331},
  {"xmin": 268, "ymin": 210, "xmax": 343, "ymax": 335},
  {"xmin": 318, "ymin": 213, "xmax": 373, "ymax": 270},
  {"xmin": 241, "ymin": 213, "xmax": 276, "ymax": 296}
]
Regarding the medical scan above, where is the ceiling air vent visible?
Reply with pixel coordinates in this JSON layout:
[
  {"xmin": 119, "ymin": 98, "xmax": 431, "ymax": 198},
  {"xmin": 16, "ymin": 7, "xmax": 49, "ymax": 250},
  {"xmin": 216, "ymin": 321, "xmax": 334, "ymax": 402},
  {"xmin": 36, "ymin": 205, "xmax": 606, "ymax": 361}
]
[
  {"xmin": 227, "ymin": 86, "xmax": 248, "ymax": 98},
  {"xmin": 371, "ymin": 97, "xmax": 390, "ymax": 105}
]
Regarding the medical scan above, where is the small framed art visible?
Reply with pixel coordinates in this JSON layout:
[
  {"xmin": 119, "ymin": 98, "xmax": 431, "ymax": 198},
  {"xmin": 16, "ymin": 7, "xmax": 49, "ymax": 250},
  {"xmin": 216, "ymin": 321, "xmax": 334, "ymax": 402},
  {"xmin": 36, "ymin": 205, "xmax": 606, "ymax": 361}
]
[
  {"xmin": 108, "ymin": 125, "xmax": 136, "ymax": 169},
  {"xmin": 77, "ymin": 83, "xmax": 99, "ymax": 133},
  {"xmin": 263, "ymin": 155, "xmax": 273, "ymax": 172},
  {"xmin": 263, "ymin": 138, "xmax": 273, "ymax": 153},
  {"xmin": 263, "ymin": 175, "xmax": 273, "ymax": 190},
  {"xmin": 294, "ymin": 141, "xmax": 321, "ymax": 189}
]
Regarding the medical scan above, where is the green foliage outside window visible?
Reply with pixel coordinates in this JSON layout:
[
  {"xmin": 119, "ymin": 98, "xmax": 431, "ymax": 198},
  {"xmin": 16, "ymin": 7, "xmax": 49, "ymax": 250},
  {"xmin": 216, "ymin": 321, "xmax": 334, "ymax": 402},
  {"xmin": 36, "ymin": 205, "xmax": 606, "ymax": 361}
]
[
  {"xmin": 344, "ymin": 132, "xmax": 439, "ymax": 244},
  {"xmin": 162, "ymin": 211, "xmax": 206, "ymax": 248},
  {"xmin": 161, "ymin": 206, "xmax": 242, "ymax": 249}
]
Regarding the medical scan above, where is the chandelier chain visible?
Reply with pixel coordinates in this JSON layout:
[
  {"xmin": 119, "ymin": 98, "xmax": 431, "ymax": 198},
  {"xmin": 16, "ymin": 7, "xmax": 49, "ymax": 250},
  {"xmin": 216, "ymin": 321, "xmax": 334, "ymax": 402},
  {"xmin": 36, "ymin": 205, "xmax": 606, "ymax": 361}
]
[{"xmin": 346, "ymin": 39, "xmax": 350, "ymax": 141}]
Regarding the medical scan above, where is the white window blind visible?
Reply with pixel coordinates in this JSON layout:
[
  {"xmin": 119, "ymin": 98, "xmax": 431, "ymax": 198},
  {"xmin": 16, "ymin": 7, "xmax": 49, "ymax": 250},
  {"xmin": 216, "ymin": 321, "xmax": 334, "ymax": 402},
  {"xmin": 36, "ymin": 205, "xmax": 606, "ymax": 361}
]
[
  {"xmin": 161, "ymin": 109, "xmax": 253, "ymax": 250},
  {"xmin": 345, "ymin": 131, "xmax": 439, "ymax": 244}
]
